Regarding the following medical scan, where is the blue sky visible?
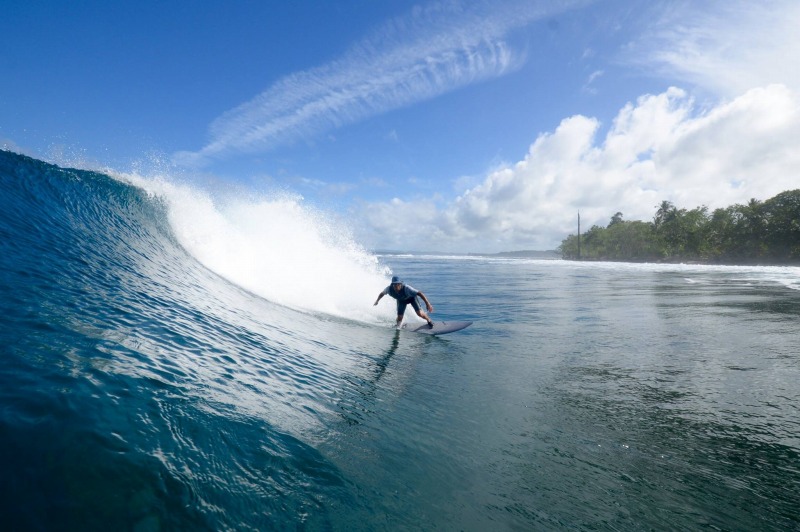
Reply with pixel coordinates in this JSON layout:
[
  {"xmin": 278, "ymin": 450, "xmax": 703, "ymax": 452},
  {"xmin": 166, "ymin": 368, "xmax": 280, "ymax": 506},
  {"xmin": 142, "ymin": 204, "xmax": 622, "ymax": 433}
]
[{"xmin": 3, "ymin": 0, "xmax": 799, "ymax": 252}]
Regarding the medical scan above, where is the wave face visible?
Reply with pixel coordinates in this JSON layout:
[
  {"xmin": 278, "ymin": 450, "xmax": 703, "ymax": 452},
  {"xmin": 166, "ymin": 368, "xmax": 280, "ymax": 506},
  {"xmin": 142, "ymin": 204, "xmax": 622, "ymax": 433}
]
[{"xmin": 0, "ymin": 151, "xmax": 399, "ymax": 529}]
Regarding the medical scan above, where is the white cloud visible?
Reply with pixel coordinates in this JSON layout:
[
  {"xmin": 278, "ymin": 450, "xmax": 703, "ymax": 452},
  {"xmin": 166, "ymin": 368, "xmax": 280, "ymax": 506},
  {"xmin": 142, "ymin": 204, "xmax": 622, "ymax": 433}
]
[
  {"xmin": 356, "ymin": 84, "xmax": 800, "ymax": 252},
  {"xmin": 174, "ymin": 0, "xmax": 589, "ymax": 166},
  {"xmin": 353, "ymin": 0, "xmax": 800, "ymax": 253}
]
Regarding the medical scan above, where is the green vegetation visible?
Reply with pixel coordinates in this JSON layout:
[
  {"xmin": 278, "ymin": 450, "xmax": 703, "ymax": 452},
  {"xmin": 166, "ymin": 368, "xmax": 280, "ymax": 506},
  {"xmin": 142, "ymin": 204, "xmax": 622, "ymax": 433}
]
[{"xmin": 559, "ymin": 190, "xmax": 800, "ymax": 264}]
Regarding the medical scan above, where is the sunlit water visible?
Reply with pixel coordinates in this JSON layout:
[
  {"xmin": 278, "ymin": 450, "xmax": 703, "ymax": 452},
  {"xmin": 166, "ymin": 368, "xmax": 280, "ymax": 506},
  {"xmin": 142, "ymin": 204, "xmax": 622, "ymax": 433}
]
[
  {"xmin": 1, "ymin": 151, "xmax": 798, "ymax": 530},
  {"xmin": 380, "ymin": 256, "xmax": 800, "ymax": 530}
]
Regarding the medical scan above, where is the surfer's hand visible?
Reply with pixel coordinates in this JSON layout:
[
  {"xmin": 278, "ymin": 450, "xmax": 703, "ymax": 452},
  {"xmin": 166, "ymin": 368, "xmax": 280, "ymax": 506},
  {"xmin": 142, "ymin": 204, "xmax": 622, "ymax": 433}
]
[{"xmin": 427, "ymin": 305, "xmax": 434, "ymax": 313}]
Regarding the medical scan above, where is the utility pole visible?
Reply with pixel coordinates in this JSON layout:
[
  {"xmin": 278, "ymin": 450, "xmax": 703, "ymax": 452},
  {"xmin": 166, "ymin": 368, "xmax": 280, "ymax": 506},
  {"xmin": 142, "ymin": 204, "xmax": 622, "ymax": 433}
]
[{"xmin": 577, "ymin": 211, "xmax": 581, "ymax": 260}]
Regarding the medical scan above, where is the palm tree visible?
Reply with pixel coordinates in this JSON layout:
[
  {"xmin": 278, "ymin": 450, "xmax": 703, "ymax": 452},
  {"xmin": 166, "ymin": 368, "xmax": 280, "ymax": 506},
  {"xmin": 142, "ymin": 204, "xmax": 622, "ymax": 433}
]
[{"xmin": 654, "ymin": 200, "xmax": 675, "ymax": 229}]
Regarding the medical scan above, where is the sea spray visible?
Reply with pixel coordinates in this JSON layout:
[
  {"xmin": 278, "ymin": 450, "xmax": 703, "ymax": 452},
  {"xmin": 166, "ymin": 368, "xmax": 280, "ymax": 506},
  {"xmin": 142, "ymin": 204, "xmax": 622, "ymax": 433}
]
[{"xmin": 119, "ymin": 172, "xmax": 396, "ymax": 321}]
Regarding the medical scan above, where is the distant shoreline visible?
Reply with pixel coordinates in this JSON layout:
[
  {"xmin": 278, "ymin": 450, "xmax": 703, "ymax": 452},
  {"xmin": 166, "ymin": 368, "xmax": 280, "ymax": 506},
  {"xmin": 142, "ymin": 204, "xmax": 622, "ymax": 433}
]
[
  {"xmin": 374, "ymin": 249, "xmax": 561, "ymax": 259},
  {"xmin": 374, "ymin": 249, "xmax": 800, "ymax": 266},
  {"xmin": 563, "ymin": 257, "xmax": 800, "ymax": 267},
  {"xmin": 469, "ymin": 250, "xmax": 561, "ymax": 259}
]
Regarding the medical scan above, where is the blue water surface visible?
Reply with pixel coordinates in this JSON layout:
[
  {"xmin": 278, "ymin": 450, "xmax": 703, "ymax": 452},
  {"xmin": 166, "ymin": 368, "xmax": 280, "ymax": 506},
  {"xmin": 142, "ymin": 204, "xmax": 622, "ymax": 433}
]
[{"xmin": 1, "ymin": 151, "xmax": 799, "ymax": 530}]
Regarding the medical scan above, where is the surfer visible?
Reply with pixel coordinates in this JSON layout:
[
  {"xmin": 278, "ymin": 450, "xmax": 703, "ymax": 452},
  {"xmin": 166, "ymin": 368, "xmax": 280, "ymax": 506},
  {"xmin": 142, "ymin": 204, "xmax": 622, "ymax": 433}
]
[{"xmin": 374, "ymin": 276, "xmax": 435, "ymax": 328}]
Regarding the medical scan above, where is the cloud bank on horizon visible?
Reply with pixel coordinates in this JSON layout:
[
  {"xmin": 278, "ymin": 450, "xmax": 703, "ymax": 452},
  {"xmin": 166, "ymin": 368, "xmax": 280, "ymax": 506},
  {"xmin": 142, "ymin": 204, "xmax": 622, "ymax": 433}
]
[
  {"xmin": 361, "ymin": 84, "xmax": 799, "ymax": 251},
  {"xmin": 358, "ymin": 0, "xmax": 800, "ymax": 251}
]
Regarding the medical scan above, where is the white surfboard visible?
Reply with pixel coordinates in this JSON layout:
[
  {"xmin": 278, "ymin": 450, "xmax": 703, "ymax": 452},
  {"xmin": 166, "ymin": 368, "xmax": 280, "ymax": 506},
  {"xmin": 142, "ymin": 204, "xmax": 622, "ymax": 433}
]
[{"xmin": 401, "ymin": 320, "xmax": 473, "ymax": 335}]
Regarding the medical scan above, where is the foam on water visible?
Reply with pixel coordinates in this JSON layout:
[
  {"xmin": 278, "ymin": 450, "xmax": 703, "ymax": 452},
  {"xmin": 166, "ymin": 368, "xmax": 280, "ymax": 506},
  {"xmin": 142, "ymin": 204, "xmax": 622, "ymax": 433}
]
[{"xmin": 392, "ymin": 253, "xmax": 800, "ymax": 291}]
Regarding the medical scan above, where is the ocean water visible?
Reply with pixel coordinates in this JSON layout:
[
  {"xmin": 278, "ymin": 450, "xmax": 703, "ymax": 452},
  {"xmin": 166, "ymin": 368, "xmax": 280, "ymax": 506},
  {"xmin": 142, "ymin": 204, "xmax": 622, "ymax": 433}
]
[{"xmin": 1, "ymin": 150, "xmax": 799, "ymax": 530}]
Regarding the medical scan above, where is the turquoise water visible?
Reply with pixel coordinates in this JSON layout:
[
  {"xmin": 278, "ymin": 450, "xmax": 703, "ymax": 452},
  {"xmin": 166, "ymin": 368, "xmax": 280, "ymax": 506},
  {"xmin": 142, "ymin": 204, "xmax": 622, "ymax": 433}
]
[{"xmin": 1, "ymin": 150, "xmax": 799, "ymax": 530}]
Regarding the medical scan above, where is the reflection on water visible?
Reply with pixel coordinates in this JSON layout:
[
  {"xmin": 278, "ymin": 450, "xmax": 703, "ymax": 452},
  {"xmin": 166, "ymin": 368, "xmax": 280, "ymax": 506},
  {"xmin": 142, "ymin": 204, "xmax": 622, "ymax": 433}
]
[{"xmin": 373, "ymin": 329, "xmax": 401, "ymax": 382}]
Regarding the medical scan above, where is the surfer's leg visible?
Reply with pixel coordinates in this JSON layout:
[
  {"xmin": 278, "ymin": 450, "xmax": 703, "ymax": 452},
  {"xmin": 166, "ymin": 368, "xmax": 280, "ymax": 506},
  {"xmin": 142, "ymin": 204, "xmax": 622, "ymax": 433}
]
[
  {"xmin": 416, "ymin": 310, "xmax": 434, "ymax": 327},
  {"xmin": 410, "ymin": 299, "xmax": 434, "ymax": 327},
  {"xmin": 396, "ymin": 300, "xmax": 408, "ymax": 326}
]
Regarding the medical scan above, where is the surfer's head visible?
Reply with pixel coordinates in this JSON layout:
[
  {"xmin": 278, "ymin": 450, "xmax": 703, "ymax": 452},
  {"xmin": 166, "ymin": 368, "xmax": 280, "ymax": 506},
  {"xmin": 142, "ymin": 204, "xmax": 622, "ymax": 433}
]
[{"xmin": 391, "ymin": 275, "xmax": 403, "ymax": 288}]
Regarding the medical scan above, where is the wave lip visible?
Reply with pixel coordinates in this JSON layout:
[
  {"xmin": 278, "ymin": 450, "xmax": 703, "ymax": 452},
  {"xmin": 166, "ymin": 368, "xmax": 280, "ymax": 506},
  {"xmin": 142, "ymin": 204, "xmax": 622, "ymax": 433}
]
[{"xmin": 123, "ymin": 173, "xmax": 393, "ymax": 321}]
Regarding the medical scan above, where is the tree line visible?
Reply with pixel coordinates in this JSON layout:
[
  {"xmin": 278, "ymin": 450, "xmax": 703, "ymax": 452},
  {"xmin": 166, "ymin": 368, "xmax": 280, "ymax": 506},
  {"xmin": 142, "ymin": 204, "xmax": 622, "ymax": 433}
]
[{"xmin": 559, "ymin": 190, "xmax": 800, "ymax": 264}]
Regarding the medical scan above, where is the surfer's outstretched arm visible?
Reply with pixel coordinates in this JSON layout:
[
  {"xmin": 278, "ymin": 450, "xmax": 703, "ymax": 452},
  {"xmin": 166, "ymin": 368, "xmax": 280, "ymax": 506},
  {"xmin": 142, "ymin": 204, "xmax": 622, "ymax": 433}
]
[
  {"xmin": 374, "ymin": 291, "xmax": 385, "ymax": 306},
  {"xmin": 416, "ymin": 291, "xmax": 434, "ymax": 313}
]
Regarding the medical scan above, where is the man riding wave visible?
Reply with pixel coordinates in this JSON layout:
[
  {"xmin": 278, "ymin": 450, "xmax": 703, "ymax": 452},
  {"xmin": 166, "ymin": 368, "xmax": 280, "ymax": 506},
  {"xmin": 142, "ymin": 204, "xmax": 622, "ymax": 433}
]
[{"xmin": 374, "ymin": 276, "xmax": 434, "ymax": 328}]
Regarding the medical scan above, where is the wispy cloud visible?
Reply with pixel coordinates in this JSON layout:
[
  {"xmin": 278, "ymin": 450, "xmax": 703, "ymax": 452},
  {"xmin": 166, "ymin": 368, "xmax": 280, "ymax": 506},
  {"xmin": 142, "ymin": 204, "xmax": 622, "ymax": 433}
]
[
  {"xmin": 174, "ymin": 0, "xmax": 589, "ymax": 166},
  {"xmin": 582, "ymin": 69, "xmax": 604, "ymax": 94},
  {"xmin": 628, "ymin": 0, "xmax": 800, "ymax": 97}
]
